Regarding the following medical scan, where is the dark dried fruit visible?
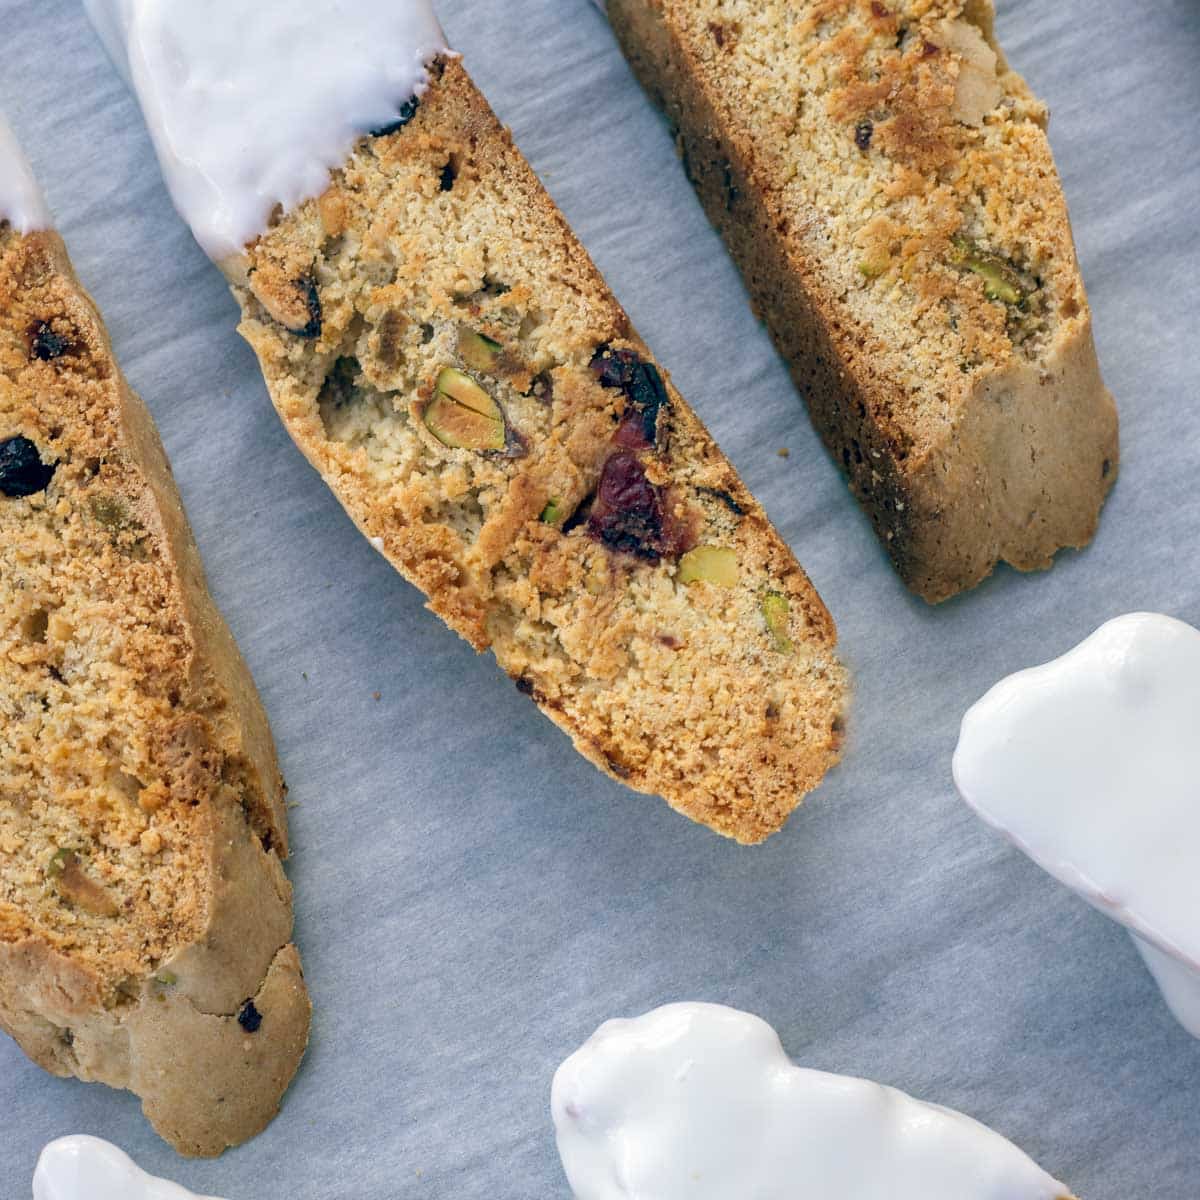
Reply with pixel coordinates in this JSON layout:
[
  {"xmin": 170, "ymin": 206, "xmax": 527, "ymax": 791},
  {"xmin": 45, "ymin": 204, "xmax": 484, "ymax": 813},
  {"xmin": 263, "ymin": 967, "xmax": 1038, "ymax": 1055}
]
[
  {"xmin": 291, "ymin": 276, "xmax": 323, "ymax": 339},
  {"xmin": 529, "ymin": 370, "xmax": 554, "ymax": 406},
  {"xmin": 28, "ymin": 320, "xmax": 71, "ymax": 361},
  {"xmin": 586, "ymin": 452, "xmax": 696, "ymax": 563},
  {"xmin": 587, "ymin": 451, "xmax": 666, "ymax": 561},
  {"xmin": 855, "ymin": 120, "xmax": 874, "ymax": 151},
  {"xmin": 237, "ymin": 1000, "xmax": 263, "ymax": 1033},
  {"xmin": 0, "ymin": 436, "xmax": 55, "ymax": 498},
  {"xmin": 370, "ymin": 96, "xmax": 420, "ymax": 137},
  {"xmin": 590, "ymin": 346, "xmax": 669, "ymax": 450},
  {"xmin": 515, "ymin": 676, "xmax": 535, "ymax": 696}
]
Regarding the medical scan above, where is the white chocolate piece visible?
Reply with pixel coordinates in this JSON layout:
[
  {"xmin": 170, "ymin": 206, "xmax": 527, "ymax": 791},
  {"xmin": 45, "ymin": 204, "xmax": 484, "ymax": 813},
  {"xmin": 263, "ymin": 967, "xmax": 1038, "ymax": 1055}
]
[
  {"xmin": 83, "ymin": 0, "xmax": 449, "ymax": 260},
  {"xmin": 552, "ymin": 1003, "xmax": 1067, "ymax": 1200},
  {"xmin": 0, "ymin": 113, "xmax": 50, "ymax": 233},
  {"xmin": 954, "ymin": 612, "xmax": 1200, "ymax": 1039},
  {"xmin": 34, "ymin": 1137, "xmax": 224, "ymax": 1200}
]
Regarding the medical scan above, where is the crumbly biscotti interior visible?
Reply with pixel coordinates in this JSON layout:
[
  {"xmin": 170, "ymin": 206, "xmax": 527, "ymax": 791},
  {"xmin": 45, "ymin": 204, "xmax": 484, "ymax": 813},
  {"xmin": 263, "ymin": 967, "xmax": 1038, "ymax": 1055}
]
[
  {"xmin": 233, "ymin": 59, "xmax": 846, "ymax": 843},
  {"xmin": 0, "ymin": 226, "xmax": 278, "ymax": 1010},
  {"xmin": 606, "ymin": 0, "xmax": 1118, "ymax": 601}
]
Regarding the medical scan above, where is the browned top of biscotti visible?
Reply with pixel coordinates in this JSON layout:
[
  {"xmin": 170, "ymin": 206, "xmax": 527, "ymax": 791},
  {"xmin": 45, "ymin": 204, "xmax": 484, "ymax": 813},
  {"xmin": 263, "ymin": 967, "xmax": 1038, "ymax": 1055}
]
[
  {"xmin": 0, "ymin": 225, "xmax": 285, "ymax": 997},
  {"xmin": 233, "ymin": 58, "xmax": 847, "ymax": 843},
  {"xmin": 634, "ymin": 0, "xmax": 1089, "ymax": 464}
]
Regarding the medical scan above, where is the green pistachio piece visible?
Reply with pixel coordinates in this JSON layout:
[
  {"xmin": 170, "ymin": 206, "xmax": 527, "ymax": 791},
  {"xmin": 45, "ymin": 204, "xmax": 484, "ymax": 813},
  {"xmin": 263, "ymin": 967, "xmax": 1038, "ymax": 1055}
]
[
  {"xmin": 950, "ymin": 237, "xmax": 1027, "ymax": 307},
  {"xmin": 459, "ymin": 328, "xmax": 502, "ymax": 374},
  {"xmin": 425, "ymin": 368, "xmax": 507, "ymax": 451},
  {"xmin": 761, "ymin": 592, "xmax": 794, "ymax": 654},
  {"xmin": 678, "ymin": 546, "xmax": 739, "ymax": 588}
]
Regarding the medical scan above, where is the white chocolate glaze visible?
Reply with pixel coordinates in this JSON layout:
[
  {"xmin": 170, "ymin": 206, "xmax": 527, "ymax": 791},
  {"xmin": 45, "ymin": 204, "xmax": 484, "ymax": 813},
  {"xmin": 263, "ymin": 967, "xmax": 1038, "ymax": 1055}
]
[
  {"xmin": 34, "ymin": 1137, "xmax": 224, "ymax": 1200},
  {"xmin": 552, "ymin": 1003, "xmax": 1067, "ymax": 1200},
  {"xmin": 83, "ymin": 0, "xmax": 449, "ymax": 261},
  {"xmin": 1133, "ymin": 936, "xmax": 1200, "ymax": 1039},
  {"xmin": 954, "ymin": 613, "xmax": 1200, "ymax": 1038},
  {"xmin": 0, "ymin": 114, "xmax": 50, "ymax": 233}
]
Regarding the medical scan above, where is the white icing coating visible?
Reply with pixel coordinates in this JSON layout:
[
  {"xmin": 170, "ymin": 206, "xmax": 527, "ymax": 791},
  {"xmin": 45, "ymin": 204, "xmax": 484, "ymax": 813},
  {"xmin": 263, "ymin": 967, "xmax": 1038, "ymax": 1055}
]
[
  {"xmin": 954, "ymin": 613, "xmax": 1200, "ymax": 1038},
  {"xmin": 1133, "ymin": 936, "xmax": 1200, "ymax": 1039},
  {"xmin": 83, "ymin": 0, "xmax": 449, "ymax": 260},
  {"xmin": 34, "ymin": 1137, "xmax": 224, "ymax": 1200},
  {"xmin": 552, "ymin": 1003, "xmax": 1066, "ymax": 1200},
  {"xmin": 0, "ymin": 114, "xmax": 50, "ymax": 233}
]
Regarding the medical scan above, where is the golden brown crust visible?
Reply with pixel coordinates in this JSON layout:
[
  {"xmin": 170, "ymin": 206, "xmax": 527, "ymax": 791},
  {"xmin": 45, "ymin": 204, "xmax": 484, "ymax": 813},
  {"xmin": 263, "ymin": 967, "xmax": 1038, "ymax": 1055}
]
[
  {"xmin": 231, "ymin": 58, "xmax": 847, "ymax": 843},
  {"xmin": 0, "ymin": 226, "xmax": 309, "ymax": 1155},
  {"xmin": 605, "ymin": 0, "xmax": 1119, "ymax": 602}
]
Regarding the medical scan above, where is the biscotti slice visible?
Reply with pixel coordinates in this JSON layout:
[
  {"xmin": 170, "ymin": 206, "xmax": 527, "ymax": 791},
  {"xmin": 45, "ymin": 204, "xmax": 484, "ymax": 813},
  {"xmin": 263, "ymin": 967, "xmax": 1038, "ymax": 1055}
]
[
  {"xmin": 0, "ymin": 117, "xmax": 310, "ymax": 1157},
  {"xmin": 602, "ymin": 0, "xmax": 1119, "ymax": 602},
  {"xmin": 90, "ymin": 4, "xmax": 848, "ymax": 843}
]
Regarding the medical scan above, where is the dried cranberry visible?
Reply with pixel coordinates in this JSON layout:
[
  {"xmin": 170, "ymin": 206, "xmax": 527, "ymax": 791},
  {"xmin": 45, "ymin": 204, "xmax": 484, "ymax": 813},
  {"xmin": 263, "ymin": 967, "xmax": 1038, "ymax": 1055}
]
[
  {"xmin": 0, "ymin": 437, "xmax": 55, "ymax": 498},
  {"xmin": 590, "ymin": 347, "xmax": 669, "ymax": 449},
  {"xmin": 587, "ymin": 451, "xmax": 666, "ymax": 561},
  {"xmin": 370, "ymin": 96, "xmax": 420, "ymax": 137},
  {"xmin": 28, "ymin": 320, "xmax": 70, "ymax": 361},
  {"xmin": 237, "ymin": 1000, "xmax": 263, "ymax": 1033}
]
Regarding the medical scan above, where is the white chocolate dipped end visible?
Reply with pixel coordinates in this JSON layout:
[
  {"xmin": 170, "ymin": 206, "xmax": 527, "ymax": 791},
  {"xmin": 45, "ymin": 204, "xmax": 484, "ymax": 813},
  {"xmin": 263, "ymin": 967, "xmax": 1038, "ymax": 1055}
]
[
  {"xmin": 82, "ymin": 0, "xmax": 449, "ymax": 262},
  {"xmin": 0, "ymin": 114, "xmax": 50, "ymax": 233},
  {"xmin": 552, "ymin": 1003, "xmax": 1070, "ymax": 1200},
  {"xmin": 954, "ymin": 612, "xmax": 1200, "ymax": 1038},
  {"xmin": 34, "ymin": 1137, "xmax": 224, "ymax": 1200}
]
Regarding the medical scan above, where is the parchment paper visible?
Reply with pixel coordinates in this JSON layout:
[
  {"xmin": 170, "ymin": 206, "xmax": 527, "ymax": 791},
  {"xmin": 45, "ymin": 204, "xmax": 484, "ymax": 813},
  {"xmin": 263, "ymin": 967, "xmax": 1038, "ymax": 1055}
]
[{"xmin": 1, "ymin": 1, "xmax": 1198, "ymax": 1195}]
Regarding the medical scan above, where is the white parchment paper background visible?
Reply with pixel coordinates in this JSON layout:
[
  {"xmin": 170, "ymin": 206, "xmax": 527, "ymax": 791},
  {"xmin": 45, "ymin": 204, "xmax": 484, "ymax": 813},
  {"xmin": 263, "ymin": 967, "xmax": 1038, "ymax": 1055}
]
[{"xmin": 1, "ymin": 0, "xmax": 1198, "ymax": 1195}]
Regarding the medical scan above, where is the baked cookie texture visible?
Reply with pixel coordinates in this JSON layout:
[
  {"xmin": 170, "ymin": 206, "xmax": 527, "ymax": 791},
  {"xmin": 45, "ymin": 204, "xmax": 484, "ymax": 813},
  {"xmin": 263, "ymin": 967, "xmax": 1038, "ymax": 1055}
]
[
  {"xmin": 0, "ymin": 225, "xmax": 310, "ymax": 1156},
  {"xmin": 230, "ymin": 58, "xmax": 847, "ymax": 844},
  {"xmin": 604, "ymin": 0, "xmax": 1119, "ymax": 602}
]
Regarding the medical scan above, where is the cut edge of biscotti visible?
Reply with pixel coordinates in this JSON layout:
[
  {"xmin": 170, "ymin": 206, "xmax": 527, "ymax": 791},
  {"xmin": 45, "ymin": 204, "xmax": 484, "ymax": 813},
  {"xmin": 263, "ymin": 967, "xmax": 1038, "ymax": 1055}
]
[
  {"xmin": 602, "ymin": 0, "xmax": 1119, "ymax": 604},
  {"xmin": 227, "ymin": 56, "xmax": 848, "ymax": 844},
  {"xmin": 0, "ymin": 220, "xmax": 310, "ymax": 1156}
]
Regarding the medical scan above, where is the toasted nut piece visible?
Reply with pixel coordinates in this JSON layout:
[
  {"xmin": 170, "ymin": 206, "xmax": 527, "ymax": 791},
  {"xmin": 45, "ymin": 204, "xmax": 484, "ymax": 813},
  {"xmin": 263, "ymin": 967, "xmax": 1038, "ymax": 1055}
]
[
  {"xmin": 249, "ymin": 265, "xmax": 323, "ymax": 337},
  {"xmin": 459, "ymin": 328, "xmax": 502, "ymax": 374},
  {"xmin": 949, "ymin": 237, "xmax": 1026, "ymax": 307},
  {"xmin": 49, "ymin": 850, "xmax": 119, "ymax": 918},
  {"xmin": 678, "ymin": 545, "xmax": 738, "ymax": 588},
  {"xmin": 761, "ymin": 592, "xmax": 794, "ymax": 654},
  {"xmin": 424, "ymin": 368, "xmax": 506, "ymax": 451}
]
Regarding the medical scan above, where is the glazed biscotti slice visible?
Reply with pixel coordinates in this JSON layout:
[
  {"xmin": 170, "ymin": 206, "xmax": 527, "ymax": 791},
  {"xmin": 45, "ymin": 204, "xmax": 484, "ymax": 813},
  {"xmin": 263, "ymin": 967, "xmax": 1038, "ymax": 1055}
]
[
  {"xmin": 602, "ymin": 0, "xmax": 1119, "ymax": 602},
  {"xmin": 88, "ymin": 2, "xmax": 847, "ymax": 843},
  {"xmin": 0, "ymin": 118, "xmax": 309, "ymax": 1157}
]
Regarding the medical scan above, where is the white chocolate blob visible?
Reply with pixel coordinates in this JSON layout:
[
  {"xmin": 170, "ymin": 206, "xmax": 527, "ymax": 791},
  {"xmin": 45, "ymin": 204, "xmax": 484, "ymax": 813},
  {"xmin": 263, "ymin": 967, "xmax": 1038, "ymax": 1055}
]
[
  {"xmin": 552, "ymin": 1003, "xmax": 1068, "ymax": 1200},
  {"xmin": 954, "ymin": 612, "xmax": 1200, "ymax": 1038},
  {"xmin": 83, "ymin": 0, "xmax": 449, "ymax": 260},
  {"xmin": 0, "ymin": 113, "xmax": 51, "ymax": 233},
  {"xmin": 34, "ymin": 1137, "xmax": 224, "ymax": 1200}
]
